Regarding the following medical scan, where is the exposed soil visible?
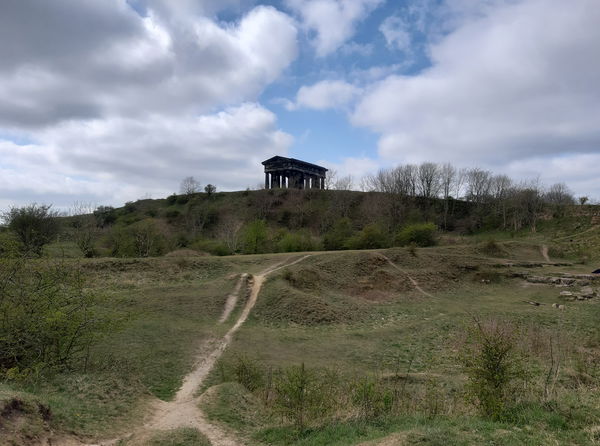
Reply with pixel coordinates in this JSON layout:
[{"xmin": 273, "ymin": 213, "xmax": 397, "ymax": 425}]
[
  {"xmin": 219, "ymin": 273, "xmax": 249, "ymax": 323},
  {"xmin": 541, "ymin": 245, "xmax": 550, "ymax": 262},
  {"xmin": 380, "ymin": 255, "xmax": 434, "ymax": 298},
  {"xmin": 77, "ymin": 255, "xmax": 310, "ymax": 446}
]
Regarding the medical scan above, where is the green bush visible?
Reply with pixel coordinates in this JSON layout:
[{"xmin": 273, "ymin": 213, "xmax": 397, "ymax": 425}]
[
  {"xmin": 0, "ymin": 231, "xmax": 21, "ymax": 258},
  {"xmin": 323, "ymin": 218, "xmax": 353, "ymax": 250},
  {"xmin": 352, "ymin": 376, "xmax": 393, "ymax": 420},
  {"xmin": 191, "ymin": 238, "xmax": 231, "ymax": 256},
  {"xmin": 233, "ymin": 356, "xmax": 265, "ymax": 392},
  {"xmin": 395, "ymin": 223, "xmax": 437, "ymax": 247},
  {"xmin": 277, "ymin": 230, "xmax": 316, "ymax": 252},
  {"xmin": 461, "ymin": 319, "xmax": 526, "ymax": 419},
  {"xmin": 166, "ymin": 194, "xmax": 178, "ymax": 205},
  {"xmin": 345, "ymin": 224, "xmax": 389, "ymax": 250},
  {"xmin": 0, "ymin": 259, "xmax": 112, "ymax": 378},
  {"xmin": 274, "ymin": 363, "xmax": 331, "ymax": 431},
  {"xmin": 243, "ymin": 220, "xmax": 269, "ymax": 254},
  {"xmin": 108, "ymin": 220, "xmax": 166, "ymax": 257},
  {"xmin": 2, "ymin": 204, "xmax": 59, "ymax": 256}
]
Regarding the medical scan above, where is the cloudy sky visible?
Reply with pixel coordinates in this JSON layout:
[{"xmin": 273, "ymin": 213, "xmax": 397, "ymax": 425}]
[{"xmin": 1, "ymin": 0, "xmax": 599, "ymax": 209}]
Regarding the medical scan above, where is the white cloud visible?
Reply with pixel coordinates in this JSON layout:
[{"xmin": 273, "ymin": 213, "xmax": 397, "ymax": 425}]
[
  {"xmin": 0, "ymin": 3, "xmax": 298, "ymax": 128},
  {"xmin": 0, "ymin": 104, "xmax": 292, "ymax": 208},
  {"xmin": 286, "ymin": 0, "xmax": 383, "ymax": 57},
  {"xmin": 352, "ymin": 0, "xmax": 600, "ymax": 196},
  {"xmin": 289, "ymin": 80, "xmax": 362, "ymax": 111},
  {"xmin": 379, "ymin": 16, "xmax": 412, "ymax": 52},
  {"xmin": 0, "ymin": 1, "xmax": 298, "ymax": 206},
  {"xmin": 319, "ymin": 156, "xmax": 380, "ymax": 181}
]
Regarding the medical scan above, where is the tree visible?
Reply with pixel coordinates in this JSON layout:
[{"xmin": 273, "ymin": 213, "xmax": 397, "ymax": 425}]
[
  {"xmin": 243, "ymin": 220, "xmax": 269, "ymax": 254},
  {"xmin": 579, "ymin": 196, "xmax": 589, "ymax": 206},
  {"xmin": 180, "ymin": 176, "xmax": 200, "ymax": 195},
  {"xmin": 93, "ymin": 205, "xmax": 117, "ymax": 228},
  {"xmin": 0, "ymin": 259, "xmax": 113, "ymax": 375},
  {"xmin": 417, "ymin": 162, "xmax": 441, "ymax": 198},
  {"xmin": 204, "ymin": 184, "xmax": 217, "ymax": 196},
  {"xmin": 3, "ymin": 204, "xmax": 59, "ymax": 256},
  {"xmin": 466, "ymin": 168, "xmax": 492, "ymax": 204},
  {"xmin": 333, "ymin": 175, "xmax": 354, "ymax": 191},
  {"xmin": 71, "ymin": 202, "xmax": 98, "ymax": 258},
  {"xmin": 544, "ymin": 183, "xmax": 575, "ymax": 206}
]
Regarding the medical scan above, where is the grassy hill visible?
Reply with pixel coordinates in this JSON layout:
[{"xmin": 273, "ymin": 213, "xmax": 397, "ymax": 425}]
[
  {"xmin": 41, "ymin": 188, "xmax": 600, "ymax": 262},
  {"xmin": 1, "ymin": 240, "xmax": 600, "ymax": 445}
]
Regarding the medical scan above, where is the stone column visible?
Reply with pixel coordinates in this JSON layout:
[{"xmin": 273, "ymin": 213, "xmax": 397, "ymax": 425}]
[{"xmin": 265, "ymin": 173, "xmax": 269, "ymax": 189}]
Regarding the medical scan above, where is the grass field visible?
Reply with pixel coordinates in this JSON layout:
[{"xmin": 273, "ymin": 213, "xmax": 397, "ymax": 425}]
[{"xmin": 1, "ymin": 238, "xmax": 600, "ymax": 445}]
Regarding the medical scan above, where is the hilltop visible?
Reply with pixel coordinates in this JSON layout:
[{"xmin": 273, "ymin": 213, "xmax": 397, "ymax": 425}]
[{"xmin": 43, "ymin": 188, "xmax": 600, "ymax": 263}]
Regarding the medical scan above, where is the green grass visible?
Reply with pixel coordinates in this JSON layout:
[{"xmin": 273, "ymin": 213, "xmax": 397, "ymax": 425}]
[{"xmin": 3, "ymin": 243, "xmax": 600, "ymax": 445}]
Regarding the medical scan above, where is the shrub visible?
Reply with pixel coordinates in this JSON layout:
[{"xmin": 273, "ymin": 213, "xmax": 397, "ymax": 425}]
[
  {"xmin": 93, "ymin": 205, "xmax": 117, "ymax": 228},
  {"xmin": 352, "ymin": 376, "xmax": 393, "ymax": 420},
  {"xmin": 243, "ymin": 220, "xmax": 269, "ymax": 254},
  {"xmin": 123, "ymin": 201, "xmax": 136, "ymax": 213},
  {"xmin": 2, "ymin": 204, "xmax": 59, "ymax": 256},
  {"xmin": 0, "ymin": 231, "xmax": 21, "ymax": 258},
  {"xmin": 233, "ymin": 356, "xmax": 265, "ymax": 392},
  {"xmin": 191, "ymin": 238, "xmax": 231, "ymax": 256},
  {"xmin": 323, "ymin": 218, "xmax": 353, "ymax": 250},
  {"xmin": 274, "ymin": 363, "xmax": 330, "ymax": 431},
  {"xmin": 461, "ymin": 319, "xmax": 526, "ymax": 419},
  {"xmin": 277, "ymin": 230, "xmax": 315, "ymax": 252},
  {"xmin": 345, "ymin": 224, "xmax": 389, "ymax": 250},
  {"xmin": 108, "ymin": 220, "xmax": 166, "ymax": 257},
  {"xmin": 0, "ymin": 259, "xmax": 112, "ymax": 378},
  {"xmin": 164, "ymin": 209, "xmax": 181, "ymax": 222},
  {"xmin": 481, "ymin": 239, "xmax": 505, "ymax": 257},
  {"xmin": 166, "ymin": 194, "xmax": 178, "ymax": 205},
  {"xmin": 395, "ymin": 223, "xmax": 437, "ymax": 247}
]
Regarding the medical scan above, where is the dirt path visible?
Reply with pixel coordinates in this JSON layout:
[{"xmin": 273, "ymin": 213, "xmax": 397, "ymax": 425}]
[
  {"xmin": 380, "ymin": 255, "xmax": 434, "ymax": 298},
  {"xmin": 81, "ymin": 255, "xmax": 310, "ymax": 446},
  {"xmin": 219, "ymin": 273, "xmax": 248, "ymax": 323},
  {"xmin": 554, "ymin": 224, "xmax": 600, "ymax": 242},
  {"xmin": 541, "ymin": 244, "xmax": 550, "ymax": 262}
]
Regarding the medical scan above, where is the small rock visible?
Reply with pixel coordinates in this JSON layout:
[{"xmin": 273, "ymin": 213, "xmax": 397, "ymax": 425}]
[
  {"xmin": 560, "ymin": 291, "xmax": 574, "ymax": 297},
  {"xmin": 580, "ymin": 286, "xmax": 595, "ymax": 298},
  {"xmin": 552, "ymin": 303, "xmax": 558, "ymax": 308},
  {"xmin": 558, "ymin": 305, "xmax": 566, "ymax": 310}
]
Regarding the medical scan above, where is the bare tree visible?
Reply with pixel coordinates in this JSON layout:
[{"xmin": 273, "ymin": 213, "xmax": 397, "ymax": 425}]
[
  {"xmin": 440, "ymin": 163, "xmax": 456, "ymax": 200},
  {"xmin": 466, "ymin": 168, "xmax": 492, "ymax": 204},
  {"xmin": 440, "ymin": 163, "xmax": 456, "ymax": 229},
  {"xmin": 218, "ymin": 214, "xmax": 243, "ymax": 253},
  {"xmin": 325, "ymin": 169, "xmax": 337, "ymax": 190},
  {"xmin": 180, "ymin": 176, "xmax": 201, "ymax": 195},
  {"xmin": 544, "ymin": 183, "xmax": 575, "ymax": 206},
  {"xmin": 333, "ymin": 175, "xmax": 354, "ymax": 191},
  {"xmin": 417, "ymin": 162, "xmax": 441, "ymax": 198},
  {"xmin": 491, "ymin": 175, "xmax": 512, "ymax": 229},
  {"xmin": 71, "ymin": 202, "xmax": 98, "ymax": 257}
]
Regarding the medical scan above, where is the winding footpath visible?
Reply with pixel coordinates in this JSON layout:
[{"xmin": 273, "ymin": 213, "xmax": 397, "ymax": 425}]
[
  {"xmin": 82, "ymin": 256, "xmax": 310, "ymax": 446},
  {"xmin": 380, "ymin": 254, "xmax": 434, "ymax": 298}
]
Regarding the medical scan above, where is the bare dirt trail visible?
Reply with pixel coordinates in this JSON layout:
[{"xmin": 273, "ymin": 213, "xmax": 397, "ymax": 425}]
[
  {"xmin": 554, "ymin": 224, "xmax": 599, "ymax": 242},
  {"xmin": 541, "ymin": 244, "xmax": 550, "ymax": 262},
  {"xmin": 79, "ymin": 255, "xmax": 310, "ymax": 446},
  {"xmin": 380, "ymin": 255, "xmax": 434, "ymax": 298},
  {"xmin": 219, "ymin": 273, "xmax": 248, "ymax": 323}
]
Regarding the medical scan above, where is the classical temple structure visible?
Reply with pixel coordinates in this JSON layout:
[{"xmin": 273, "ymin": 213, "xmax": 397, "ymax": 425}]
[{"xmin": 262, "ymin": 156, "xmax": 327, "ymax": 190}]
